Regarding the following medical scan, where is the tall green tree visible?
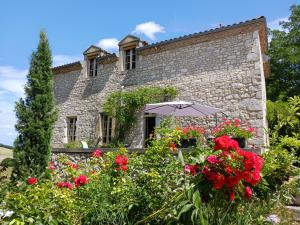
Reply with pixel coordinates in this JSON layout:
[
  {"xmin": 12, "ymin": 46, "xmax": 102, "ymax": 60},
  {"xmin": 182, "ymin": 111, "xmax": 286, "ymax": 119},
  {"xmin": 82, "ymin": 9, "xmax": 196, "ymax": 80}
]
[
  {"xmin": 12, "ymin": 31, "xmax": 57, "ymax": 179},
  {"xmin": 267, "ymin": 4, "xmax": 300, "ymax": 101}
]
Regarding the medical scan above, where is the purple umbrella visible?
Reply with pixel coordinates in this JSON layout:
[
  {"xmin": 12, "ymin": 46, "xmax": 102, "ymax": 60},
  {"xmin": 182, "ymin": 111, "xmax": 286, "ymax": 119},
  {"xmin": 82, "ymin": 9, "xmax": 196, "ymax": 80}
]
[{"xmin": 143, "ymin": 101, "xmax": 222, "ymax": 117}]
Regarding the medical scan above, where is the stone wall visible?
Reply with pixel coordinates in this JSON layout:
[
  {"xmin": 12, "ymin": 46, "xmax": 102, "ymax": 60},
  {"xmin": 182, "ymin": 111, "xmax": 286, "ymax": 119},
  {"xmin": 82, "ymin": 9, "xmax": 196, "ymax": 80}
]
[{"xmin": 52, "ymin": 29, "xmax": 268, "ymax": 153}]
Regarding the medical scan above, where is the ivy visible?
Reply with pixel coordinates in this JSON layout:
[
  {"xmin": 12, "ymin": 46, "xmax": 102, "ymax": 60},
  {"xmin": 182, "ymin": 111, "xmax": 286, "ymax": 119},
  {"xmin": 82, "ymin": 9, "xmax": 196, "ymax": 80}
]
[{"xmin": 103, "ymin": 86, "xmax": 178, "ymax": 142}]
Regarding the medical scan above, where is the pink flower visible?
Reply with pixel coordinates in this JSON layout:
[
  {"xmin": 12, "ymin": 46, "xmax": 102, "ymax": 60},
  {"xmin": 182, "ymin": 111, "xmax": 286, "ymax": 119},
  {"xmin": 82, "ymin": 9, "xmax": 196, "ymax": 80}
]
[
  {"xmin": 27, "ymin": 177, "xmax": 37, "ymax": 185},
  {"xmin": 57, "ymin": 181, "xmax": 73, "ymax": 190},
  {"xmin": 49, "ymin": 165, "xmax": 55, "ymax": 170},
  {"xmin": 206, "ymin": 155, "xmax": 220, "ymax": 164},
  {"xmin": 248, "ymin": 127, "xmax": 254, "ymax": 133},
  {"xmin": 92, "ymin": 149, "xmax": 102, "ymax": 158},
  {"xmin": 184, "ymin": 164, "xmax": 200, "ymax": 176},
  {"xmin": 244, "ymin": 186, "xmax": 253, "ymax": 199}
]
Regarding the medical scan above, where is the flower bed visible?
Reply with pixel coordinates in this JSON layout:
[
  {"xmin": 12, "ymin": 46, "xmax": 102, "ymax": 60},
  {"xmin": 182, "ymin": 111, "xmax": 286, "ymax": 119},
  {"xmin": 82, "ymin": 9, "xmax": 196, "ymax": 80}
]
[{"xmin": 0, "ymin": 121, "xmax": 298, "ymax": 224}]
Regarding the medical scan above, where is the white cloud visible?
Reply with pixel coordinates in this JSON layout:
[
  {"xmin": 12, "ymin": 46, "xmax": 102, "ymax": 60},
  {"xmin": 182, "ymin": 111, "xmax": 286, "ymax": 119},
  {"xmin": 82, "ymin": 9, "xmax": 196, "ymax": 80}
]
[
  {"xmin": 268, "ymin": 16, "xmax": 288, "ymax": 30},
  {"xmin": 97, "ymin": 38, "xmax": 119, "ymax": 51},
  {"xmin": 52, "ymin": 55, "xmax": 82, "ymax": 67},
  {"xmin": 133, "ymin": 21, "xmax": 165, "ymax": 40},
  {"xmin": 0, "ymin": 104, "xmax": 17, "ymax": 145},
  {"xmin": 0, "ymin": 66, "xmax": 27, "ymax": 97},
  {"xmin": 0, "ymin": 80, "xmax": 25, "ymax": 96},
  {"xmin": 0, "ymin": 66, "xmax": 27, "ymax": 79}
]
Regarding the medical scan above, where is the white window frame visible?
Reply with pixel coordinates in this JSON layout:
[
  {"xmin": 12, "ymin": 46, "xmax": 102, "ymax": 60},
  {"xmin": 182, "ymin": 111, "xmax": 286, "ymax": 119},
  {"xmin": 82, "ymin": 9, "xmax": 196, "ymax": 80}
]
[
  {"xmin": 67, "ymin": 117, "xmax": 77, "ymax": 142},
  {"xmin": 125, "ymin": 48, "xmax": 136, "ymax": 70},
  {"xmin": 101, "ymin": 113, "xmax": 113, "ymax": 145},
  {"xmin": 88, "ymin": 58, "xmax": 98, "ymax": 77}
]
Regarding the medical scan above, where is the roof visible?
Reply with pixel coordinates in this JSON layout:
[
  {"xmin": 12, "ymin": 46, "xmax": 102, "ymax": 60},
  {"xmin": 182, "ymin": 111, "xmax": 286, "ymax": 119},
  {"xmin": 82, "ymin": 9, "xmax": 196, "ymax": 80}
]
[
  {"xmin": 52, "ymin": 61, "xmax": 82, "ymax": 75},
  {"xmin": 118, "ymin": 35, "xmax": 140, "ymax": 46},
  {"xmin": 139, "ymin": 16, "xmax": 267, "ymax": 52},
  {"xmin": 83, "ymin": 45, "xmax": 110, "ymax": 55}
]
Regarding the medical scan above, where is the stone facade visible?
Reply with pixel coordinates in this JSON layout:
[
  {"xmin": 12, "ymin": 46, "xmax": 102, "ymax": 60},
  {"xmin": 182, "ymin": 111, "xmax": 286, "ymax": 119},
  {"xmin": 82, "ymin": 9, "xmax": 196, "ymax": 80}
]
[{"xmin": 51, "ymin": 17, "xmax": 269, "ymax": 153}]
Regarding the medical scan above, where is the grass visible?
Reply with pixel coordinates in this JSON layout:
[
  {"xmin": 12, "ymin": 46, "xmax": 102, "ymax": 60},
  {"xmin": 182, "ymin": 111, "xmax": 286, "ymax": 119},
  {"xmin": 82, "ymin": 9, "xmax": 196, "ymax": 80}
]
[
  {"xmin": 0, "ymin": 147, "xmax": 13, "ymax": 181},
  {"xmin": 0, "ymin": 147, "xmax": 13, "ymax": 162}
]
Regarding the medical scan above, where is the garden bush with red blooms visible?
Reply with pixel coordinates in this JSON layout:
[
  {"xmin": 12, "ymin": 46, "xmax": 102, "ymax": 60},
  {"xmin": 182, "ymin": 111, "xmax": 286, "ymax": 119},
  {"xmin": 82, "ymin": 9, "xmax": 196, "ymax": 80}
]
[
  {"xmin": 27, "ymin": 177, "xmax": 37, "ymax": 185},
  {"xmin": 0, "ymin": 118, "xmax": 297, "ymax": 225},
  {"xmin": 212, "ymin": 118, "xmax": 255, "ymax": 138},
  {"xmin": 185, "ymin": 135, "xmax": 264, "ymax": 201},
  {"xmin": 91, "ymin": 149, "xmax": 102, "ymax": 158},
  {"xmin": 115, "ymin": 154, "xmax": 129, "ymax": 171},
  {"xmin": 73, "ymin": 175, "xmax": 89, "ymax": 187}
]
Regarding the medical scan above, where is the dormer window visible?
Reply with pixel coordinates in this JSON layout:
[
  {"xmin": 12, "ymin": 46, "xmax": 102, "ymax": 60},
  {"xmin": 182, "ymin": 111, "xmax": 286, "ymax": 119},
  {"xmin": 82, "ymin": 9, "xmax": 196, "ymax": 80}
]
[
  {"xmin": 125, "ymin": 48, "xmax": 136, "ymax": 70},
  {"xmin": 89, "ymin": 58, "xmax": 98, "ymax": 77}
]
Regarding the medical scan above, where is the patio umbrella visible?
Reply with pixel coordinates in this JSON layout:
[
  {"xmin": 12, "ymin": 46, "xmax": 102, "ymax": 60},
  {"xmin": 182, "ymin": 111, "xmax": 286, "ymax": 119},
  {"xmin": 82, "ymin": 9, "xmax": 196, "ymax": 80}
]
[{"xmin": 143, "ymin": 101, "xmax": 222, "ymax": 117}]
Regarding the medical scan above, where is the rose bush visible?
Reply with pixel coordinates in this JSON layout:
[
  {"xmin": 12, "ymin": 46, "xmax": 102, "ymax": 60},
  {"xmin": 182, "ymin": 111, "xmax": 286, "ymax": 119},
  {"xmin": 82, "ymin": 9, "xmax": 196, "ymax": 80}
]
[{"xmin": 0, "ymin": 121, "xmax": 297, "ymax": 224}]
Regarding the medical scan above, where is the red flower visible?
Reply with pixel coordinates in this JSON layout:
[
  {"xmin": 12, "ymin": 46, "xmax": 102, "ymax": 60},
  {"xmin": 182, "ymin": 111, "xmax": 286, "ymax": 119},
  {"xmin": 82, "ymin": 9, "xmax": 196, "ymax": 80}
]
[
  {"xmin": 244, "ymin": 159, "xmax": 255, "ymax": 171},
  {"xmin": 244, "ymin": 186, "xmax": 253, "ymax": 199},
  {"xmin": 254, "ymin": 156, "xmax": 264, "ymax": 171},
  {"xmin": 206, "ymin": 155, "xmax": 220, "ymax": 164},
  {"xmin": 67, "ymin": 162, "xmax": 79, "ymax": 170},
  {"xmin": 226, "ymin": 175, "xmax": 241, "ymax": 188},
  {"xmin": 213, "ymin": 173, "xmax": 225, "ymax": 190},
  {"xmin": 73, "ymin": 175, "xmax": 89, "ymax": 187},
  {"xmin": 242, "ymin": 171, "xmax": 253, "ymax": 184},
  {"xmin": 249, "ymin": 171, "xmax": 261, "ymax": 186},
  {"xmin": 92, "ymin": 149, "xmax": 102, "ymax": 158},
  {"xmin": 119, "ymin": 165, "xmax": 128, "ymax": 171},
  {"xmin": 214, "ymin": 136, "xmax": 239, "ymax": 151},
  {"xmin": 225, "ymin": 166, "xmax": 233, "ymax": 174},
  {"xmin": 169, "ymin": 142, "xmax": 177, "ymax": 151},
  {"xmin": 115, "ymin": 155, "xmax": 128, "ymax": 166},
  {"xmin": 229, "ymin": 191, "xmax": 235, "ymax": 201},
  {"xmin": 184, "ymin": 164, "xmax": 200, "ymax": 176},
  {"xmin": 57, "ymin": 181, "xmax": 73, "ymax": 190},
  {"xmin": 27, "ymin": 177, "xmax": 37, "ymax": 185}
]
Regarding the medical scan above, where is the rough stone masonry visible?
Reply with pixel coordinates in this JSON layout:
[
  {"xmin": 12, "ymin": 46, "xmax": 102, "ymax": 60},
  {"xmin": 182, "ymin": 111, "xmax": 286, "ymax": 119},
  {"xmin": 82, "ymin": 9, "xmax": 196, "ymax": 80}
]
[{"xmin": 51, "ymin": 16, "xmax": 269, "ymax": 153}]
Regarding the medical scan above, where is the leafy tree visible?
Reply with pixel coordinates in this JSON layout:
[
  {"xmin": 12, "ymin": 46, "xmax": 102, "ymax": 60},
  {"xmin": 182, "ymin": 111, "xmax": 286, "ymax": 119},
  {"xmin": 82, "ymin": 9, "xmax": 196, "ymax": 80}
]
[
  {"xmin": 267, "ymin": 4, "xmax": 300, "ymax": 101},
  {"xmin": 12, "ymin": 31, "xmax": 57, "ymax": 179}
]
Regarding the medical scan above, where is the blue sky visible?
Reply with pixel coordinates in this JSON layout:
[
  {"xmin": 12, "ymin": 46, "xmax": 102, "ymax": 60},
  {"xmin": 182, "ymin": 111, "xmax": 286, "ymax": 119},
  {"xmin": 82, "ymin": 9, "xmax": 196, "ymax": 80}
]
[{"xmin": 0, "ymin": 0, "xmax": 298, "ymax": 145}]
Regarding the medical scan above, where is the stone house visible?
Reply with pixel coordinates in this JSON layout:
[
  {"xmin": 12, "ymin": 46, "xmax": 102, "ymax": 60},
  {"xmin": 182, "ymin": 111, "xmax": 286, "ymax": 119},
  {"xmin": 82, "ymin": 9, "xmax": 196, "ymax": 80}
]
[{"xmin": 51, "ymin": 16, "xmax": 269, "ymax": 153}]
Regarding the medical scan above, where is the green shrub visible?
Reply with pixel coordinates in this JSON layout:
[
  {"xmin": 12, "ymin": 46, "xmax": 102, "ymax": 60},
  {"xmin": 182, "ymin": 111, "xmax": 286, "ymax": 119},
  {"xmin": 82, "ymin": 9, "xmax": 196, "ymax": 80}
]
[
  {"xmin": 1, "ymin": 181, "xmax": 80, "ymax": 224},
  {"xmin": 0, "ymin": 158, "xmax": 15, "ymax": 167},
  {"xmin": 64, "ymin": 141, "xmax": 82, "ymax": 149}
]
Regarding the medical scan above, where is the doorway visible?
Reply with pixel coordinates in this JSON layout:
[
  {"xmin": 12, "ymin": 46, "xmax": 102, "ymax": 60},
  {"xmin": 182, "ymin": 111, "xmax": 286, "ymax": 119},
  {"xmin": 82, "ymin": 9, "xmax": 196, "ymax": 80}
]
[{"xmin": 144, "ymin": 114, "xmax": 156, "ymax": 147}]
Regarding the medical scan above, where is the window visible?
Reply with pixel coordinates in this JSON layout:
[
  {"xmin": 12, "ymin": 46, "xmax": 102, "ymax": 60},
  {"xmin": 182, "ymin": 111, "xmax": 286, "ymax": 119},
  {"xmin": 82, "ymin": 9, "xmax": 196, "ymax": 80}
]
[
  {"xmin": 125, "ymin": 48, "xmax": 136, "ymax": 70},
  {"xmin": 67, "ymin": 117, "xmax": 77, "ymax": 142},
  {"xmin": 101, "ymin": 113, "xmax": 113, "ymax": 144},
  {"xmin": 89, "ymin": 58, "xmax": 98, "ymax": 77}
]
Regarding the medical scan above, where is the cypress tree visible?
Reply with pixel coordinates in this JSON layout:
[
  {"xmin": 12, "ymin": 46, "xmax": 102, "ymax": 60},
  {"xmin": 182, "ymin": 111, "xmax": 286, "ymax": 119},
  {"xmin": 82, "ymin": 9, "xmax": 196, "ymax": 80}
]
[{"xmin": 12, "ymin": 31, "xmax": 57, "ymax": 179}]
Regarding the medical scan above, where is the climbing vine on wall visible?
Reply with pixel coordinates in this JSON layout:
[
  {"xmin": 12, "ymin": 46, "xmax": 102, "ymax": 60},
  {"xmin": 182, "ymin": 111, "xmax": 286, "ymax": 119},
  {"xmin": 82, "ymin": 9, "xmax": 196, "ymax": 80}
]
[{"xmin": 103, "ymin": 86, "xmax": 178, "ymax": 142}]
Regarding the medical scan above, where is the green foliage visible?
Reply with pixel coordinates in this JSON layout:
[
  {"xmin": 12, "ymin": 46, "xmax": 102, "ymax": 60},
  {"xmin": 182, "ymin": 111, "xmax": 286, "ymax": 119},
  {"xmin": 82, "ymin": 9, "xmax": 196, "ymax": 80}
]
[
  {"xmin": 1, "ymin": 120, "xmax": 299, "ymax": 224},
  {"xmin": 64, "ymin": 141, "xmax": 82, "ymax": 149},
  {"xmin": 13, "ymin": 31, "xmax": 57, "ymax": 179},
  {"xmin": 267, "ymin": 97, "xmax": 300, "ymax": 157},
  {"xmin": 267, "ymin": 4, "xmax": 300, "ymax": 101},
  {"xmin": 1, "ymin": 181, "xmax": 80, "ymax": 224},
  {"xmin": 261, "ymin": 147, "xmax": 297, "ymax": 192},
  {"xmin": 0, "ymin": 158, "xmax": 15, "ymax": 167},
  {"xmin": 103, "ymin": 86, "xmax": 177, "ymax": 141}
]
